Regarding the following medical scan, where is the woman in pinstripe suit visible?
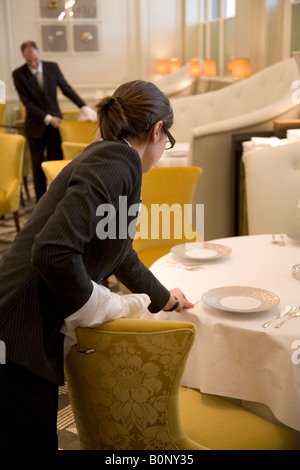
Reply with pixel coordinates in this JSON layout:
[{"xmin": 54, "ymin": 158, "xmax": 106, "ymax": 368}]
[{"xmin": 0, "ymin": 80, "xmax": 193, "ymax": 450}]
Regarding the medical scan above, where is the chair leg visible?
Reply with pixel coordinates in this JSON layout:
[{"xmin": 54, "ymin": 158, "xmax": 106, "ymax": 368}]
[
  {"xmin": 13, "ymin": 211, "xmax": 21, "ymax": 232},
  {"xmin": 23, "ymin": 176, "xmax": 31, "ymax": 200},
  {"xmin": 20, "ymin": 188, "xmax": 25, "ymax": 207}
]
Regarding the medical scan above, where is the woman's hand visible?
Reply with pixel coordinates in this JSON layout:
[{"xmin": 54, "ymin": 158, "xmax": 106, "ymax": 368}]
[{"xmin": 163, "ymin": 288, "xmax": 194, "ymax": 312}]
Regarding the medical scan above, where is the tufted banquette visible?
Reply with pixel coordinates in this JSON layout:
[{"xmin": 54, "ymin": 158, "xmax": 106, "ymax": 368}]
[{"xmin": 170, "ymin": 58, "xmax": 300, "ymax": 240}]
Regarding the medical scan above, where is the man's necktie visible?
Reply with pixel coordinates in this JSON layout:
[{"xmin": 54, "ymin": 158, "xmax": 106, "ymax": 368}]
[{"xmin": 35, "ymin": 71, "xmax": 43, "ymax": 89}]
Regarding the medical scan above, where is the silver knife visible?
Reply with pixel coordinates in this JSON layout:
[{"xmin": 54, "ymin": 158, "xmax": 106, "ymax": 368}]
[{"xmin": 261, "ymin": 305, "xmax": 291, "ymax": 328}]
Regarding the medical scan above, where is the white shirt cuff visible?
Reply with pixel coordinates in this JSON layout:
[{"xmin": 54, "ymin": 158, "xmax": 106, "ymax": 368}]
[
  {"xmin": 44, "ymin": 114, "xmax": 52, "ymax": 125},
  {"xmin": 60, "ymin": 281, "xmax": 151, "ymax": 357}
]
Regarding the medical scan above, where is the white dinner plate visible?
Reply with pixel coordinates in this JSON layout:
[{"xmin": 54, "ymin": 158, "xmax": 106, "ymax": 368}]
[
  {"xmin": 287, "ymin": 230, "xmax": 300, "ymax": 242},
  {"xmin": 171, "ymin": 242, "xmax": 232, "ymax": 261},
  {"xmin": 202, "ymin": 286, "xmax": 280, "ymax": 313}
]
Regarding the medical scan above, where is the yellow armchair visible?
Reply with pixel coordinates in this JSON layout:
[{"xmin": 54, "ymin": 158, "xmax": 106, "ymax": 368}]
[
  {"xmin": 59, "ymin": 121, "xmax": 99, "ymax": 144},
  {"xmin": 65, "ymin": 318, "xmax": 296, "ymax": 450},
  {"xmin": 13, "ymin": 119, "xmax": 32, "ymax": 201},
  {"xmin": 65, "ymin": 318, "xmax": 207, "ymax": 450},
  {"xmin": 0, "ymin": 134, "xmax": 25, "ymax": 231},
  {"xmin": 61, "ymin": 141, "xmax": 88, "ymax": 160},
  {"xmin": 41, "ymin": 160, "xmax": 71, "ymax": 185},
  {"xmin": 133, "ymin": 166, "xmax": 203, "ymax": 267},
  {"xmin": 61, "ymin": 109, "xmax": 80, "ymax": 121},
  {"xmin": 0, "ymin": 103, "xmax": 6, "ymax": 134}
]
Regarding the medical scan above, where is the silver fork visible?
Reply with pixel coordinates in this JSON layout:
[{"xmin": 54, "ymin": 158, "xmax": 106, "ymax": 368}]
[
  {"xmin": 261, "ymin": 305, "xmax": 291, "ymax": 328},
  {"xmin": 162, "ymin": 260, "xmax": 200, "ymax": 271},
  {"xmin": 274, "ymin": 306, "xmax": 300, "ymax": 328},
  {"xmin": 272, "ymin": 234, "xmax": 285, "ymax": 246}
]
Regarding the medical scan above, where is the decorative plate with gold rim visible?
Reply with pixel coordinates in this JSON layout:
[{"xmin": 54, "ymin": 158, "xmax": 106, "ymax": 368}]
[
  {"xmin": 171, "ymin": 242, "xmax": 232, "ymax": 261},
  {"xmin": 202, "ymin": 286, "xmax": 280, "ymax": 313}
]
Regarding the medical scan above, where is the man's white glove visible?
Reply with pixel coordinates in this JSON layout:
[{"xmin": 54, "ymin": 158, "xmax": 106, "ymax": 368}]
[{"xmin": 78, "ymin": 105, "xmax": 97, "ymax": 122}]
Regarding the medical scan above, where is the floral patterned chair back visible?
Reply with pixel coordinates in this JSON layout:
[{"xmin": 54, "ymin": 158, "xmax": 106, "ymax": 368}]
[{"xmin": 64, "ymin": 317, "xmax": 206, "ymax": 450}]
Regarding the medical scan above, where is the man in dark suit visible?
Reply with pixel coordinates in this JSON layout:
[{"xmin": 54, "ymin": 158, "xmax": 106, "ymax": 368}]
[{"xmin": 12, "ymin": 40, "xmax": 94, "ymax": 201}]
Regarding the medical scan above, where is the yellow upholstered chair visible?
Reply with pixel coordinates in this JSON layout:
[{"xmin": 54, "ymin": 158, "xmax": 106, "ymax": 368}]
[
  {"xmin": 0, "ymin": 134, "xmax": 25, "ymax": 232},
  {"xmin": 64, "ymin": 318, "xmax": 296, "ymax": 450},
  {"xmin": 0, "ymin": 103, "xmax": 6, "ymax": 134},
  {"xmin": 41, "ymin": 160, "xmax": 71, "ymax": 185},
  {"xmin": 19, "ymin": 103, "xmax": 80, "ymax": 123},
  {"xmin": 59, "ymin": 121, "xmax": 99, "ymax": 144},
  {"xmin": 61, "ymin": 141, "xmax": 87, "ymax": 160},
  {"xmin": 65, "ymin": 319, "xmax": 207, "ymax": 451},
  {"xmin": 18, "ymin": 102, "xmax": 26, "ymax": 121},
  {"xmin": 14, "ymin": 104, "xmax": 34, "ymax": 201},
  {"xmin": 13, "ymin": 119, "xmax": 32, "ymax": 202},
  {"xmin": 61, "ymin": 109, "xmax": 80, "ymax": 121},
  {"xmin": 132, "ymin": 166, "xmax": 203, "ymax": 267}
]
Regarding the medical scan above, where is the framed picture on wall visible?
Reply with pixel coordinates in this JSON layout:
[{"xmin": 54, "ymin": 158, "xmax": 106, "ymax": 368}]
[
  {"xmin": 39, "ymin": 0, "xmax": 99, "ymax": 52},
  {"xmin": 73, "ymin": 25, "xmax": 98, "ymax": 52},
  {"xmin": 41, "ymin": 25, "xmax": 67, "ymax": 52},
  {"xmin": 39, "ymin": 0, "xmax": 97, "ymax": 19},
  {"xmin": 40, "ymin": 0, "xmax": 64, "ymax": 18},
  {"xmin": 73, "ymin": 0, "xmax": 97, "ymax": 18}
]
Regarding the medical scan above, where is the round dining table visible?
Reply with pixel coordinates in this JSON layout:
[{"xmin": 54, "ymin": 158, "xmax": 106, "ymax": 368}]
[{"xmin": 141, "ymin": 234, "xmax": 300, "ymax": 440}]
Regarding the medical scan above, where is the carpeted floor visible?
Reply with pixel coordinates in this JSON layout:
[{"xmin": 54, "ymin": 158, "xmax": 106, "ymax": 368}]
[{"xmin": 0, "ymin": 175, "xmax": 125, "ymax": 450}]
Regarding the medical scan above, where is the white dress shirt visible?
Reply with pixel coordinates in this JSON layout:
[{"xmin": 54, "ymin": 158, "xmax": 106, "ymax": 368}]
[{"xmin": 60, "ymin": 281, "xmax": 151, "ymax": 357}]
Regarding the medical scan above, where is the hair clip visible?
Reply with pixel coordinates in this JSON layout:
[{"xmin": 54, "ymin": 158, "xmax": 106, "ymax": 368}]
[{"xmin": 116, "ymin": 97, "xmax": 125, "ymax": 107}]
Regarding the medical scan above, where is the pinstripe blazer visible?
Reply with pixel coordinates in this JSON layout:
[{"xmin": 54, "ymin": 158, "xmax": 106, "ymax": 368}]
[
  {"xmin": 12, "ymin": 61, "xmax": 86, "ymax": 139},
  {"xmin": 0, "ymin": 140, "xmax": 170, "ymax": 384}
]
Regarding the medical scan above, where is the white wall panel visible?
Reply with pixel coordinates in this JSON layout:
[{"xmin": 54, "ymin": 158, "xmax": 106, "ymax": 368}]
[
  {"xmin": 1, "ymin": 0, "xmax": 183, "ymax": 121},
  {"xmin": 184, "ymin": 0, "xmax": 202, "ymax": 62},
  {"xmin": 0, "ymin": 0, "xmax": 295, "ymax": 124},
  {"xmin": 137, "ymin": 0, "xmax": 183, "ymax": 78}
]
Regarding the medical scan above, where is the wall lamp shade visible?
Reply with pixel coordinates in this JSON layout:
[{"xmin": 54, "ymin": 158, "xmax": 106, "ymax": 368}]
[
  {"xmin": 227, "ymin": 59, "xmax": 234, "ymax": 72},
  {"xmin": 156, "ymin": 59, "xmax": 169, "ymax": 74},
  {"xmin": 189, "ymin": 59, "xmax": 202, "ymax": 77},
  {"xmin": 203, "ymin": 59, "xmax": 217, "ymax": 77},
  {"xmin": 169, "ymin": 58, "xmax": 181, "ymax": 73},
  {"xmin": 232, "ymin": 59, "xmax": 251, "ymax": 79}
]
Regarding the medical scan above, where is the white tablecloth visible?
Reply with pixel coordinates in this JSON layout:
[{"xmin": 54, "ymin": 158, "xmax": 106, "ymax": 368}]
[{"xmin": 142, "ymin": 234, "xmax": 300, "ymax": 433}]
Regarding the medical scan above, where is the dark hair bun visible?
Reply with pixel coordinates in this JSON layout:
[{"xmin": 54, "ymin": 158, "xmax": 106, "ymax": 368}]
[{"xmin": 96, "ymin": 80, "xmax": 173, "ymax": 142}]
